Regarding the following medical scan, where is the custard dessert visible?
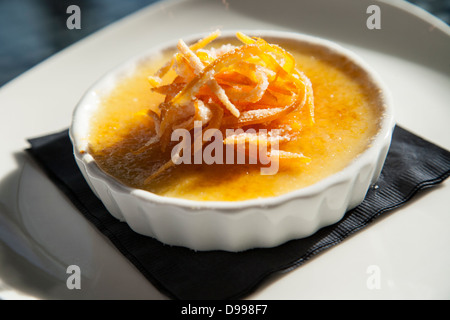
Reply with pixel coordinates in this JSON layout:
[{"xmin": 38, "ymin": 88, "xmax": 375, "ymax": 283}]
[{"xmin": 87, "ymin": 31, "xmax": 382, "ymax": 201}]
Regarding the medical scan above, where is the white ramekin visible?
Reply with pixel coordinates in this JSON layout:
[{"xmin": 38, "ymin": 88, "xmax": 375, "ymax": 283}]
[{"xmin": 70, "ymin": 30, "xmax": 395, "ymax": 252}]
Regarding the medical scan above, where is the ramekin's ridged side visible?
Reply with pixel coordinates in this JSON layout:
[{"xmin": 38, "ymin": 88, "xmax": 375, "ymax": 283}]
[{"xmin": 73, "ymin": 126, "xmax": 392, "ymax": 252}]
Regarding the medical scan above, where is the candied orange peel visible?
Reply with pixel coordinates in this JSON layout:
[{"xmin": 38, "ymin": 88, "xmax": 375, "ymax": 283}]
[{"xmin": 142, "ymin": 30, "xmax": 315, "ymax": 182}]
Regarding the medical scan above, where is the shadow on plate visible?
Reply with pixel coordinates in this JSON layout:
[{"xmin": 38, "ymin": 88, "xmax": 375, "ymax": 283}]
[{"xmin": 0, "ymin": 152, "xmax": 167, "ymax": 300}]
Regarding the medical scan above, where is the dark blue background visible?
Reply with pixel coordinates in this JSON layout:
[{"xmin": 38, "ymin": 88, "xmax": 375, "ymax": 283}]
[{"xmin": 0, "ymin": 0, "xmax": 448, "ymax": 87}]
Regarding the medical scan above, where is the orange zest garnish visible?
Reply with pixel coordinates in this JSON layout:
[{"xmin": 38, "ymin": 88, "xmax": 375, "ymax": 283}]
[{"xmin": 142, "ymin": 31, "xmax": 315, "ymax": 182}]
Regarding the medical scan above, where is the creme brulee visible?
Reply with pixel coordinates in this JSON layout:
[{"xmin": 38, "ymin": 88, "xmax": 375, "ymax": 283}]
[{"xmin": 87, "ymin": 33, "xmax": 381, "ymax": 201}]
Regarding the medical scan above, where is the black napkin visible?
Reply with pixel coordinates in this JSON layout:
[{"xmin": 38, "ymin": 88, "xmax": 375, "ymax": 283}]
[{"xmin": 26, "ymin": 125, "xmax": 450, "ymax": 300}]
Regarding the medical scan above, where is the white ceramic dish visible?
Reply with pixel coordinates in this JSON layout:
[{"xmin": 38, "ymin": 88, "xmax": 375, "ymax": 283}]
[{"xmin": 70, "ymin": 30, "xmax": 395, "ymax": 252}]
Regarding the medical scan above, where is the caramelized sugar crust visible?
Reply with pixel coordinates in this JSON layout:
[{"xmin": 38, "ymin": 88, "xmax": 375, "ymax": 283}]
[{"xmin": 88, "ymin": 38, "xmax": 381, "ymax": 201}]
